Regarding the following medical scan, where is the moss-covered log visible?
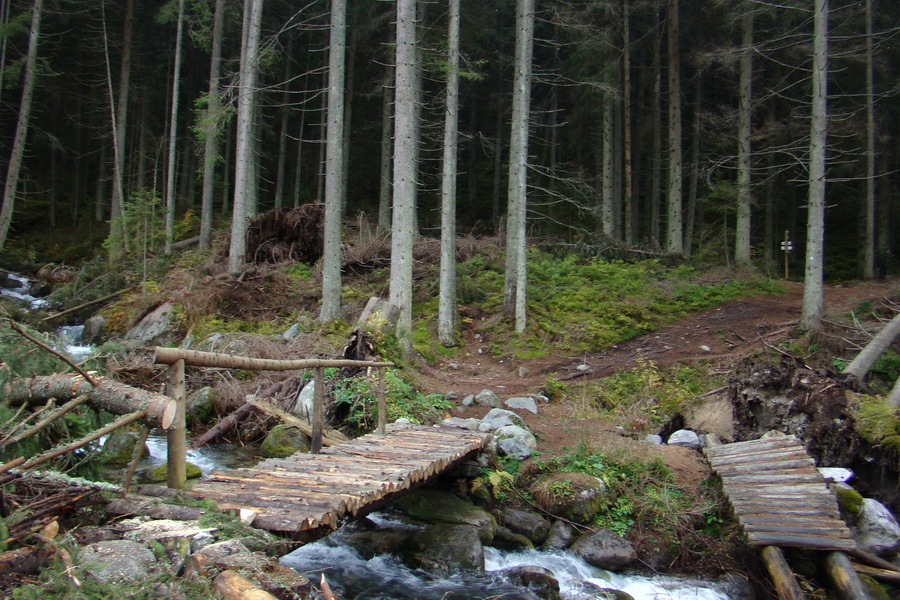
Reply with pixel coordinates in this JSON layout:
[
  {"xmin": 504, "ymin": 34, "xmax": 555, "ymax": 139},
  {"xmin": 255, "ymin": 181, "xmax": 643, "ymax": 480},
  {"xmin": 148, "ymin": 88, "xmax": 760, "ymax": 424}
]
[{"xmin": 2, "ymin": 374, "xmax": 176, "ymax": 428}]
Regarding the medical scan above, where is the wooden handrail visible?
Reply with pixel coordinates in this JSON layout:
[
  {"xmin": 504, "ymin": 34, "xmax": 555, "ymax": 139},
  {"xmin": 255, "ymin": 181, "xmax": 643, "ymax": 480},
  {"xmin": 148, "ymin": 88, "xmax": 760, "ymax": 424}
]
[
  {"xmin": 153, "ymin": 347, "xmax": 395, "ymax": 488},
  {"xmin": 153, "ymin": 347, "xmax": 394, "ymax": 370}
]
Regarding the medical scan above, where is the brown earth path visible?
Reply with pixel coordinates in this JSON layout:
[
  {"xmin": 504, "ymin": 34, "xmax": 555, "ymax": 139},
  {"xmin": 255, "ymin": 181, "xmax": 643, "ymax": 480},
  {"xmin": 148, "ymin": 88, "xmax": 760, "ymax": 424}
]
[{"xmin": 414, "ymin": 279, "xmax": 899, "ymax": 485}]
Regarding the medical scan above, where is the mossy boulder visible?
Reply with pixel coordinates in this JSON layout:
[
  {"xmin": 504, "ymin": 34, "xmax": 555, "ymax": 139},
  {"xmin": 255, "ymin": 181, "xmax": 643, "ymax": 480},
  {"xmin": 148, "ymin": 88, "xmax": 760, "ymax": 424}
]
[
  {"xmin": 836, "ymin": 486, "xmax": 864, "ymax": 519},
  {"xmin": 392, "ymin": 490, "xmax": 497, "ymax": 544},
  {"xmin": 491, "ymin": 525, "xmax": 534, "ymax": 551},
  {"xmin": 400, "ymin": 523, "xmax": 484, "ymax": 574},
  {"xmin": 260, "ymin": 425, "xmax": 311, "ymax": 458},
  {"xmin": 99, "ymin": 431, "xmax": 149, "ymax": 465},
  {"xmin": 187, "ymin": 387, "xmax": 216, "ymax": 426},
  {"xmin": 529, "ymin": 472, "xmax": 611, "ymax": 525},
  {"xmin": 144, "ymin": 462, "xmax": 202, "ymax": 482}
]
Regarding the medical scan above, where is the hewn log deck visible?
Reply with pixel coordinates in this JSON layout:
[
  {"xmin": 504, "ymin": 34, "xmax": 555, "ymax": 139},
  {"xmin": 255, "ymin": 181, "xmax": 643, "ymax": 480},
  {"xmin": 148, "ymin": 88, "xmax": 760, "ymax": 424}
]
[{"xmin": 186, "ymin": 423, "xmax": 493, "ymax": 540}]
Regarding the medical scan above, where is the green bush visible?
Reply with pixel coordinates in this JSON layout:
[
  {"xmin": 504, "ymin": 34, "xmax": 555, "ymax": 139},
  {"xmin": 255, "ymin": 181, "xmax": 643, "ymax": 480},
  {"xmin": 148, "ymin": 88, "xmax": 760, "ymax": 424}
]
[{"xmin": 331, "ymin": 368, "xmax": 452, "ymax": 435}]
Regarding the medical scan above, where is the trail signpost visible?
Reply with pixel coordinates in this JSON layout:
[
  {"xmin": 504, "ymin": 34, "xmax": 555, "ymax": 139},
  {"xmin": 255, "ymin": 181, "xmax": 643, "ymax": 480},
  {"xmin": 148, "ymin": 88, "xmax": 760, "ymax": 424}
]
[{"xmin": 781, "ymin": 231, "xmax": 793, "ymax": 280}]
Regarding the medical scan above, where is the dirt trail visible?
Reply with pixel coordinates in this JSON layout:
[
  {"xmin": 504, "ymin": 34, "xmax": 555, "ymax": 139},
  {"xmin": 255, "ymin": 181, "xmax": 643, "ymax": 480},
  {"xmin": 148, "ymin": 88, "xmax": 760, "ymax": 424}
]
[
  {"xmin": 414, "ymin": 279, "xmax": 899, "ymax": 478},
  {"xmin": 418, "ymin": 280, "xmax": 898, "ymax": 399}
]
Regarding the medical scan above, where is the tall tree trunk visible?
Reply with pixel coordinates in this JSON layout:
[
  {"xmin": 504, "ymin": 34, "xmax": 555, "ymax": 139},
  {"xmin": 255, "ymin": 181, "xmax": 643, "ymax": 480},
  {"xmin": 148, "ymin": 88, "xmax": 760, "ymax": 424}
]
[
  {"xmin": 0, "ymin": 0, "xmax": 43, "ymax": 251},
  {"xmin": 292, "ymin": 96, "xmax": 307, "ymax": 209},
  {"xmin": 377, "ymin": 57, "xmax": 394, "ymax": 234},
  {"xmin": 340, "ymin": 29, "xmax": 356, "ymax": 213},
  {"xmin": 200, "ymin": 0, "xmax": 225, "ymax": 250},
  {"xmin": 601, "ymin": 95, "xmax": 615, "ymax": 238},
  {"xmin": 650, "ymin": 47, "xmax": 662, "ymax": 246},
  {"xmin": 228, "ymin": 0, "xmax": 265, "ymax": 275},
  {"xmin": 164, "ymin": 0, "xmax": 186, "ymax": 255},
  {"xmin": 320, "ymin": 0, "xmax": 348, "ymax": 324},
  {"xmin": 492, "ymin": 99, "xmax": 504, "ymax": 228},
  {"xmin": 735, "ymin": 8, "xmax": 753, "ymax": 266},
  {"xmin": 108, "ymin": 0, "xmax": 134, "ymax": 260},
  {"xmin": 684, "ymin": 74, "xmax": 701, "ymax": 258},
  {"xmin": 438, "ymin": 0, "xmax": 461, "ymax": 347},
  {"xmin": 389, "ymin": 0, "xmax": 418, "ymax": 338},
  {"xmin": 503, "ymin": 0, "xmax": 535, "ymax": 333},
  {"xmin": 666, "ymin": 0, "xmax": 683, "ymax": 255},
  {"xmin": 800, "ymin": 0, "xmax": 829, "ymax": 331},
  {"xmin": 863, "ymin": 0, "xmax": 876, "ymax": 279},
  {"xmin": 623, "ymin": 0, "xmax": 633, "ymax": 245},
  {"xmin": 274, "ymin": 38, "xmax": 293, "ymax": 210}
]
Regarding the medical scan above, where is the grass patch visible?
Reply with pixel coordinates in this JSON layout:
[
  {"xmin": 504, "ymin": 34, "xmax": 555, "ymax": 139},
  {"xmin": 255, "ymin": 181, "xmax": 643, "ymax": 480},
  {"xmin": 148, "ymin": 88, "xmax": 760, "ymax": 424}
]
[
  {"xmin": 448, "ymin": 251, "xmax": 784, "ymax": 357},
  {"xmin": 330, "ymin": 368, "xmax": 453, "ymax": 435},
  {"xmin": 567, "ymin": 361, "xmax": 719, "ymax": 429}
]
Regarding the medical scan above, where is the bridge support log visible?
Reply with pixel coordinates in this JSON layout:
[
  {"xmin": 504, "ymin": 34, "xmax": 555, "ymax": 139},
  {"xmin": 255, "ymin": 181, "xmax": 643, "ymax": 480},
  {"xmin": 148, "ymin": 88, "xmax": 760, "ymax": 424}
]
[
  {"xmin": 2, "ymin": 374, "xmax": 176, "ymax": 428},
  {"xmin": 825, "ymin": 552, "xmax": 873, "ymax": 600},
  {"xmin": 213, "ymin": 570, "xmax": 279, "ymax": 600},
  {"xmin": 761, "ymin": 546, "xmax": 806, "ymax": 600}
]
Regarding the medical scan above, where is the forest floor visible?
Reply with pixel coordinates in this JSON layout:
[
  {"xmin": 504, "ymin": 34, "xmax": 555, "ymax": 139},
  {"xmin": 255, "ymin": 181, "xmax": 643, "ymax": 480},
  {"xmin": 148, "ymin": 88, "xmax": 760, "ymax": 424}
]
[{"xmin": 415, "ymin": 278, "xmax": 899, "ymax": 490}]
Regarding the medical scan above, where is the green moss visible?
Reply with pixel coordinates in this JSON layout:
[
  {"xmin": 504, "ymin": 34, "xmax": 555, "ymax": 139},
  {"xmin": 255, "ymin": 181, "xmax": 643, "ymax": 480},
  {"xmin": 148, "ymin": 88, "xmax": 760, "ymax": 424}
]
[
  {"xmin": 858, "ymin": 574, "xmax": 891, "ymax": 600},
  {"xmin": 259, "ymin": 424, "xmax": 310, "ymax": 458},
  {"xmin": 835, "ymin": 486, "xmax": 864, "ymax": 516},
  {"xmin": 144, "ymin": 461, "xmax": 202, "ymax": 482},
  {"xmin": 850, "ymin": 394, "xmax": 900, "ymax": 444}
]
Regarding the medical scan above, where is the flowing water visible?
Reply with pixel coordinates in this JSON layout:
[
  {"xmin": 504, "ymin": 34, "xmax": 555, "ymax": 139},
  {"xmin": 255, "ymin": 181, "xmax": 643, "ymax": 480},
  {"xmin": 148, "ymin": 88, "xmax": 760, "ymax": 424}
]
[
  {"xmin": 143, "ymin": 432, "xmax": 258, "ymax": 477},
  {"xmin": 281, "ymin": 514, "xmax": 732, "ymax": 600}
]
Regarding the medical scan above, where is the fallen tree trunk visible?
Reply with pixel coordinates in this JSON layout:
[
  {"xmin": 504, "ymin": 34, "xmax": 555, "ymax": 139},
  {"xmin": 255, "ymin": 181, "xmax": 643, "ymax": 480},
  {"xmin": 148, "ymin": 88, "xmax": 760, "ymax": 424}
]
[
  {"xmin": 842, "ymin": 311, "xmax": 900, "ymax": 382},
  {"xmin": 254, "ymin": 399, "xmax": 348, "ymax": 446},
  {"xmin": 191, "ymin": 401, "xmax": 256, "ymax": 449},
  {"xmin": 824, "ymin": 551, "xmax": 871, "ymax": 600},
  {"xmin": 154, "ymin": 347, "xmax": 393, "ymax": 371},
  {"xmin": 2, "ymin": 374, "xmax": 176, "ymax": 428},
  {"xmin": 214, "ymin": 570, "xmax": 280, "ymax": 600}
]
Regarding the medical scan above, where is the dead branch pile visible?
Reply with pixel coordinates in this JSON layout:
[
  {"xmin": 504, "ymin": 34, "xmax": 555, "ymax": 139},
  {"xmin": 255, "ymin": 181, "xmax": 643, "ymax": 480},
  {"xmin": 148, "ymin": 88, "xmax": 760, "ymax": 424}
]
[
  {"xmin": 246, "ymin": 205, "xmax": 324, "ymax": 265},
  {"xmin": 1, "ymin": 473, "xmax": 108, "ymax": 546}
]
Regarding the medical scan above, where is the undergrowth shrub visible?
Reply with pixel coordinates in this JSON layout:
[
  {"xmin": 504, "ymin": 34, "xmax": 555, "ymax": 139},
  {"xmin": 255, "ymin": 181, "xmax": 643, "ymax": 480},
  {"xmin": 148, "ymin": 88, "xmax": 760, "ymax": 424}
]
[
  {"xmin": 330, "ymin": 368, "xmax": 452, "ymax": 435},
  {"xmin": 569, "ymin": 360, "xmax": 716, "ymax": 429}
]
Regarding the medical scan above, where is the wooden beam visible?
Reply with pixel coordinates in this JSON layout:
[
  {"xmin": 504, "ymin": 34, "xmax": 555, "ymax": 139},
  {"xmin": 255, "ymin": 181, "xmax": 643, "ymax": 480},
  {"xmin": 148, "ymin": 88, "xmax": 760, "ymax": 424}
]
[
  {"xmin": 153, "ymin": 347, "xmax": 393, "ymax": 370},
  {"xmin": 761, "ymin": 546, "xmax": 806, "ymax": 600}
]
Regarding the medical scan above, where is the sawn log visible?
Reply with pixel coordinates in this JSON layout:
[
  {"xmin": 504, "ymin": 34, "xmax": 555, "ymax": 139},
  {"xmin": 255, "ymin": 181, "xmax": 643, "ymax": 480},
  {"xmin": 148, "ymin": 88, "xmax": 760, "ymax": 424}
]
[{"xmin": 2, "ymin": 374, "xmax": 176, "ymax": 428}]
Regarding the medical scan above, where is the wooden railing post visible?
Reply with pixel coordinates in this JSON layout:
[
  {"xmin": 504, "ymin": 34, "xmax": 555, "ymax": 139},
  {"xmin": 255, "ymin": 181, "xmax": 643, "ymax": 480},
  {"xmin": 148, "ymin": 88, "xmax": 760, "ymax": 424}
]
[
  {"xmin": 166, "ymin": 358, "xmax": 187, "ymax": 489},
  {"xmin": 377, "ymin": 367, "xmax": 386, "ymax": 436},
  {"xmin": 311, "ymin": 366, "xmax": 324, "ymax": 453}
]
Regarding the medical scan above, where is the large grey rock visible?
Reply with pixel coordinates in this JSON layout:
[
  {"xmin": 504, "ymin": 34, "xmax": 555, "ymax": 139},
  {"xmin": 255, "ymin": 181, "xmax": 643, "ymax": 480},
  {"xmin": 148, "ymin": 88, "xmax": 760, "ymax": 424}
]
[
  {"xmin": 99, "ymin": 430, "xmax": 149, "ymax": 465},
  {"xmin": 260, "ymin": 424, "xmax": 311, "ymax": 458},
  {"xmin": 494, "ymin": 425, "xmax": 537, "ymax": 452},
  {"xmin": 461, "ymin": 394, "xmax": 475, "ymax": 407},
  {"xmin": 491, "ymin": 525, "xmax": 534, "ymax": 551},
  {"xmin": 442, "ymin": 417, "xmax": 482, "ymax": 430},
  {"xmin": 403, "ymin": 523, "xmax": 484, "ymax": 574},
  {"xmin": 498, "ymin": 565, "xmax": 560, "ymax": 600},
  {"xmin": 358, "ymin": 297, "xmax": 401, "ymax": 332},
  {"xmin": 505, "ymin": 397, "xmax": 539, "ymax": 414},
  {"xmin": 79, "ymin": 540, "xmax": 157, "ymax": 583},
  {"xmin": 292, "ymin": 379, "xmax": 316, "ymax": 421},
  {"xmin": 475, "ymin": 389, "xmax": 503, "ymax": 408},
  {"xmin": 643, "ymin": 434, "xmax": 663, "ymax": 445},
  {"xmin": 498, "ymin": 437, "xmax": 533, "ymax": 460},
  {"xmin": 392, "ymin": 490, "xmax": 496, "ymax": 544},
  {"xmin": 82, "ymin": 314, "xmax": 107, "ymax": 344},
  {"xmin": 667, "ymin": 429, "xmax": 701, "ymax": 449},
  {"xmin": 187, "ymin": 386, "xmax": 216, "ymax": 425},
  {"xmin": 125, "ymin": 302, "xmax": 177, "ymax": 346},
  {"xmin": 496, "ymin": 508, "xmax": 550, "ymax": 545},
  {"xmin": 529, "ymin": 473, "xmax": 610, "ymax": 525},
  {"xmin": 571, "ymin": 529, "xmax": 637, "ymax": 571},
  {"xmin": 542, "ymin": 520, "xmax": 576, "ymax": 549},
  {"xmin": 480, "ymin": 408, "xmax": 523, "ymax": 431},
  {"xmin": 854, "ymin": 498, "xmax": 900, "ymax": 556}
]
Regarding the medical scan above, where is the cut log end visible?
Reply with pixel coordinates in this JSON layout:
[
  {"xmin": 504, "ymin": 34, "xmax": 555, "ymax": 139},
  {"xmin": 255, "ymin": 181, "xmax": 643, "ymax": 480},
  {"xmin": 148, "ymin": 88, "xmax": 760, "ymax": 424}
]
[{"xmin": 161, "ymin": 398, "xmax": 177, "ymax": 430}]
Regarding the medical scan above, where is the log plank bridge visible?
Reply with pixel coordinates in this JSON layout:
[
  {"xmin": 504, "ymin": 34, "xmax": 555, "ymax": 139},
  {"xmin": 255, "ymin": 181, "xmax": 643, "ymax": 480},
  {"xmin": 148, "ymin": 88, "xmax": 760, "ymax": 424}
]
[
  {"xmin": 704, "ymin": 435, "xmax": 879, "ymax": 600},
  {"xmin": 186, "ymin": 423, "xmax": 493, "ymax": 537},
  {"xmin": 152, "ymin": 348, "xmax": 493, "ymax": 538},
  {"xmin": 704, "ymin": 435, "xmax": 855, "ymax": 551}
]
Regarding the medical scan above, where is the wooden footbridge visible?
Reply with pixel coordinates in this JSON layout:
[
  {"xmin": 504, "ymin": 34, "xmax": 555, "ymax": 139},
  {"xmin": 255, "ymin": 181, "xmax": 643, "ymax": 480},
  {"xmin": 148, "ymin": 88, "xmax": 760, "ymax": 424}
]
[
  {"xmin": 704, "ymin": 435, "xmax": 855, "ymax": 551},
  {"xmin": 704, "ymin": 435, "xmax": 900, "ymax": 600},
  {"xmin": 185, "ymin": 423, "xmax": 493, "ymax": 538},
  {"xmin": 149, "ymin": 347, "xmax": 494, "ymax": 539}
]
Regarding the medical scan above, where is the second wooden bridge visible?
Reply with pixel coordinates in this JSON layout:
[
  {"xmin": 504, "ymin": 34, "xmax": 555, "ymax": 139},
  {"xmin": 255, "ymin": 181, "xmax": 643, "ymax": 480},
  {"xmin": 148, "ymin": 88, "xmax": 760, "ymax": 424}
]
[{"xmin": 186, "ymin": 423, "xmax": 493, "ymax": 538}]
